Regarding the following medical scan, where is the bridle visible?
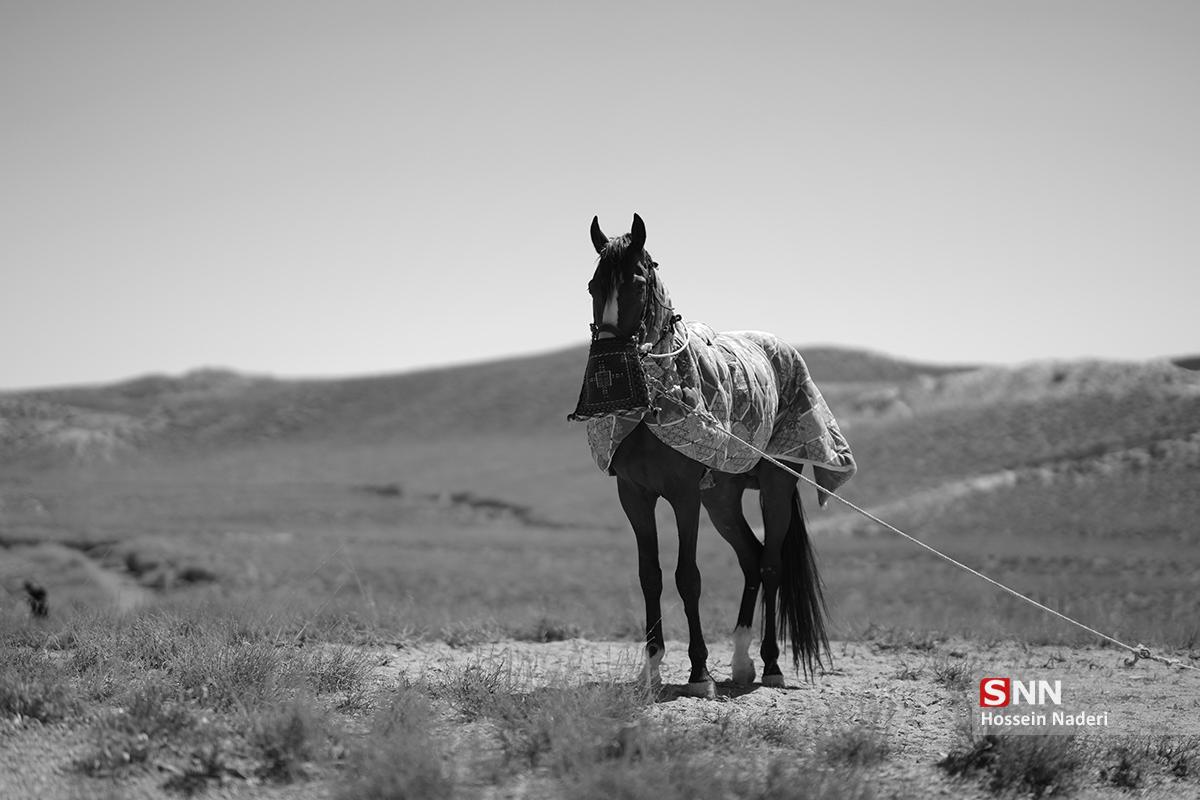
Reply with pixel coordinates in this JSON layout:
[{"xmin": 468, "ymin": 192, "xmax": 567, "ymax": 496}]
[{"xmin": 589, "ymin": 257, "xmax": 689, "ymax": 360}]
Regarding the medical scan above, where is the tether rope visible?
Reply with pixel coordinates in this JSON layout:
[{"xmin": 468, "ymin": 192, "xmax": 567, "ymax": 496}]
[
  {"xmin": 642, "ymin": 320, "xmax": 691, "ymax": 359},
  {"xmin": 723, "ymin": 425, "xmax": 1198, "ymax": 672},
  {"xmin": 642, "ymin": 369, "xmax": 1198, "ymax": 673}
]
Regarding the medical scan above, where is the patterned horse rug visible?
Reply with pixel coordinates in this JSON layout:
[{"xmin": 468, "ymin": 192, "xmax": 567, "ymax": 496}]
[{"xmin": 582, "ymin": 321, "xmax": 857, "ymax": 505}]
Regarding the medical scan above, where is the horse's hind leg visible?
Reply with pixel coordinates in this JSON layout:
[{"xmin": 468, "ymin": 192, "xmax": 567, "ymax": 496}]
[
  {"xmin": 757, "ymin": 466, "xmax": 795, "ymax": 688},
  {"xmin": 669, "ymin": 491, "xmax": 715, "ymax": 698},
  {"xmin": 701, "ymin": 479, "xmax": 762, "ymax": 685},
  {"xmin": 617, "ymin": 478, "xmax": 665, "ymax": 687}
]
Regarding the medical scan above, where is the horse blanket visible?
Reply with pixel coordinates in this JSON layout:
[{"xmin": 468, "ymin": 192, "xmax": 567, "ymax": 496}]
[{"xmin": 584, "ymin": 322, "xmax": 856, "ymax": 506}]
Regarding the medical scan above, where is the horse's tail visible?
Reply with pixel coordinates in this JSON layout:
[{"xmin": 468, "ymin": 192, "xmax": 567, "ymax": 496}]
[{"xmin": 777, "ymin": 488, "xmax": 829, "ymax": 679}]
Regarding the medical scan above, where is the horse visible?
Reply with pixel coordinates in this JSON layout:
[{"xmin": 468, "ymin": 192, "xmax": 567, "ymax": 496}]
[{"xmin": 574, "ymin": 213, "xmax": 856, "ymax": 697}]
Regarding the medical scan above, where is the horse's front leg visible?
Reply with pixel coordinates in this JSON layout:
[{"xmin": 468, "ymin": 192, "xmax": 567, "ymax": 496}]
[
  {"xmin": 617, "ymin": 478, "xmax": 664, "ymax": 687},
  {"xmin": 671, "ymin": 492, "xmax": 715, "ymax": 698}
]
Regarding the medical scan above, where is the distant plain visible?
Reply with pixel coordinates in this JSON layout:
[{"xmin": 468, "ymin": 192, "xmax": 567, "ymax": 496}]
[{"xmin": 2, "ymin": 346, "xmax": 1198, "ymax": 798}]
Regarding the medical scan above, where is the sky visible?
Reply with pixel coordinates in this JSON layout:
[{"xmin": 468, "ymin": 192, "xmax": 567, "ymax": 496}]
[{"xmin": 2, "ymin": 0, "xmax": 1198, "ymax": 389}]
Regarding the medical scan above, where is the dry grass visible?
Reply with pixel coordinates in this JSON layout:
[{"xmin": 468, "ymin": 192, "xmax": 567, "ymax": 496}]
[
  {"xmin": 939, "ymin": 733, "xmax": 1082, "ymax": 798},
  {"xmin": 248, "ymin": 697, "xmax": 333, "ymax": 782},
  {"xmin": 77, "ymin": 680, "xmax": 196, "ymax": 776},
  {"xmin": 1, "ymin": 355, "xmax": 1198, "ymax": 798},
  {"xmin": 929, "ymin": 655, "xmax": 974, "ymax": 692},
  {"xmin": 820, "ymin": 723, "xmax": 891, "ymax": 767},
  {"xmin": 0, "ymin": 601, "xmax": 378, "ymax": 794},
  {"xmin": 0, "ymin": 647, "xmax": 79, "ymax": 722},
  {"xmin": 335, "ymin": 685, "xmax": 453, "ymax": 800}
]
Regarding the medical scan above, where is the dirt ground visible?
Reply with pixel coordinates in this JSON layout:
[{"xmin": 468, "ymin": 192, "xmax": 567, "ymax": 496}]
[
  {"xmin": 3, "ymin": 636, "xmax": 1199, "ymax": 799},
  {"xmin": 372, "ymin": 636, "xmax": 1200, "ymax": 799}
]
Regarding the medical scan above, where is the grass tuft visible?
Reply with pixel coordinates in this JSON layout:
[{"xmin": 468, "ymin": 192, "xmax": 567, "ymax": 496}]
[
  {"xmin": 171, "ymin": 637, "xmax": 283, "ymax": 710},
  {"xmin": 336, "ymin": 686, "xmax": 453, "ymax": 800},
  {"xmin": 0, "ymin": 648, "xmax": 79, "ymax": 722},
  {"xmin": 939, "ymin": 733, "xmax": 1081, "ymax": 798},
  {"xmin": 1155, "ymin": 735, "xmax": 1200, "ymax": 779},
  {"xmin": 1099, "ymin": 742, "xmax": 1145, "ymax": 789},
  {"xmin": 300, "ymin": 645, "xmax": 374, "ymax": 709},
  {"xmin": 77, "ymin": 680, "xmax": 196, "ymax": 776},
  {"xmin": 247, "ymin": 697, "xmax": 331, "ymax": 782},
  {"xmin": 440, "ymin": 619, "xmax": 503, "ymax": 648},
  {"xmin": 820, "ymin": 723, "xmax": 891, "ymax": 766},
  {"xmin": 929, "ymin": 656, "xmax": 973, "ymax": 692},
  {"xmin": 513, "ymin": 615, "xmax": 583, "ymax": 643}
]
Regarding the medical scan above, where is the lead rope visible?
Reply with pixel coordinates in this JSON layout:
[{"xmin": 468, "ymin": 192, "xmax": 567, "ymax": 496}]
[
  {"xmin": 642, "ymin": 374, "xmax": 1198, "ymax": 673},
  {"xmin": 642, "ymin": 317, "xmax": 690, "ymax": 359}
]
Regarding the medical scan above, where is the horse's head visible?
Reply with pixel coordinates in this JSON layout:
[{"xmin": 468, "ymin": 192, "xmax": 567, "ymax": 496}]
[{"xmin": 587, "ymin": 213, "xmax": 669, "ymax": 343}]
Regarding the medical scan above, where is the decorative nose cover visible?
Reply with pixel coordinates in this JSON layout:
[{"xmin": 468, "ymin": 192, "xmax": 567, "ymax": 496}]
[{"xmin": 568, "ymin": 337, "xmax": 653, "ymax": 420}]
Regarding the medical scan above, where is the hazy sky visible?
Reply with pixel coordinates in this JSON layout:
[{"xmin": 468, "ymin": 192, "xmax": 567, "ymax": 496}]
[{"xmin": 3, "ymin": 1, "xmax": 1197, "ymax": 389}]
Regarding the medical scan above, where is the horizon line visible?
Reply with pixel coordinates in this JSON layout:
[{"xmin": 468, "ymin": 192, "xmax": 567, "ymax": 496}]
[{"xmin": 3, "ymin": 342, "xmax": 1197, "ymax": 395}]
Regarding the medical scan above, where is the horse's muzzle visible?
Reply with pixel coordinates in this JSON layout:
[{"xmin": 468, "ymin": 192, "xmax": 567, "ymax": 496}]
[{"xmin": 568, "ymin": 336, "xmax": 653, "ymax": 421}]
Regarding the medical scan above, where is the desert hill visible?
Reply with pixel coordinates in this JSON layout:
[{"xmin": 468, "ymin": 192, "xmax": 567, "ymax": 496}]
[
  {"xmin": 2, "ymin": 343, "xmax": 1198, "ymax": 658},
  {"xmin": 0, "ymin": 346, "xmax": 969, "ymax": 462},
  {"xmin": 1, "ymin": 346, "xmax": 1197, "ymax": 535}
]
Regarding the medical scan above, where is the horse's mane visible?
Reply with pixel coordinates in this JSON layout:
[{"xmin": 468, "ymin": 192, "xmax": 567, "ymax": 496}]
[{"xmin": 595, "ymin": 235, "xmax": 654, "ymax": 299}]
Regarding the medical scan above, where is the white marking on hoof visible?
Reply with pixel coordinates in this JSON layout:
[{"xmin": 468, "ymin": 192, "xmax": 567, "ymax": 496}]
[
  {"xmin": 682, "ymin": 679, "xmax": 717, "ymax": 699},
  {"xmin": 642, "ymin": 649, "xmax": 664, "ymax": 688},
  {"xmin": 731, "ymin": 626, "xmax": 756, "ymax": 685},
  {"xmin": 761, "ymin": 672, "xmax": 787, "ymax": 688}
]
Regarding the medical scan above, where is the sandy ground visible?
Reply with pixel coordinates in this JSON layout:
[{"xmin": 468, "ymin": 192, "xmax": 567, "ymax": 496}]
[
  {"xmin": 372, "ymin": 637, "xmax": 1200, "ymax": 799},
  {"xmin": 3, "ymin": 637, "xmax": 1199, "ymax": 799}
]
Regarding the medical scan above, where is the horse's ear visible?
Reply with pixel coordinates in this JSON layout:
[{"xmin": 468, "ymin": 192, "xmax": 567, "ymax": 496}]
[
  {"xmin": 630, "ymin": 213, "xmax": 646, "ymax": 252},
  {"xmin": 590, "ymin": 216, "xmax": 608, "ymax": 254}
]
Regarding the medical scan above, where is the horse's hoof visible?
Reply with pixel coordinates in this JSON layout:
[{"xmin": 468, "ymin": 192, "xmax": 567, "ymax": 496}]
[
  {"xmin": 642, "ymin": 650, "xmax": 664, "ymax": 690},
  {"xmin": 682, "ymin": 679, "xmax": 717, "ymax": 699},
  {"xmin": 761, "ymin": 673, "xmax": 787, "ymax": 688},
  {"xmin": 731, "ymin": 657, "xmax": 756, "ymax": 685},
  {"xmin": 731, "ymin": 627, "xmax": 755, "ymax": 684}
]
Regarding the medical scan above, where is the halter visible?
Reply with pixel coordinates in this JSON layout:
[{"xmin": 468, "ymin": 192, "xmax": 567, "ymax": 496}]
[
  {"xmin": 571, "ymin": 258, "xmax": 686, "ymax": 421},
  {"xmin": 588, "ymin": 258, "xmax": 688, "ymax": 360},
  {"xmin": 637, "ymin": 260, "xmax": 691, "ymax": 360}
]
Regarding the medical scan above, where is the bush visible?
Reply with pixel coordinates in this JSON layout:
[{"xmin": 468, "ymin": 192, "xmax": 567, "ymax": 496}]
[
  {"xmin": 77, "ymin": 680, "xmax": 195, "ymax": 776},
  {"xmin": 300, "ymin": 645, "xmax": 374, "ymax": 709},
  {"xmin": 247, "ymin": 698, "xmax": 331, "ymax": 782},
  {"xmin": 939, "ymin": 734, "xmax": 1081, "ymax": 798},
  {"xmin": 171, "ymin": 637, "xmax": 282, "ymax": 710},
  {"xmin": 820, "ymin": 723, "xmax": 891, "ymax": 766},
  {"xmin": 0, "ymin": 649, "xmax": 79, "ymax": 722},
  {"xmin": 336, "ymin": 687, "xmax": 453, "ymax": 800}
]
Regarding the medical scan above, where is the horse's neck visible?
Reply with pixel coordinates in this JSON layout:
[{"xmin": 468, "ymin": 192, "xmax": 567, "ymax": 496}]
[{"xmin": 643, "ymin": 277, "xmax": 681, "ymax": 355}]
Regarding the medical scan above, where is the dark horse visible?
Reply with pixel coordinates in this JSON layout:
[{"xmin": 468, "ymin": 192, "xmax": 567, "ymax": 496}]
[{"xmin": 583, "ymin": 213, "xmax": 829, "ymax": 697}]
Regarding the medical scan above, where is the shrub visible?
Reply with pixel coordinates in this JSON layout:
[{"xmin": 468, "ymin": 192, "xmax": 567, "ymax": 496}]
[
  {"xmin": 171, "ymin": 637, "xmax": 282, "ymax": 710},
  {"xmin": 0, "ymin": 649, "xmax": 79, "ymax": 722},
  {"xmin": 77, "ymin": 680, "xmax": 195, "ymax": 776},
  {"xmin": 939, "ymin": 734, "xmax": 1081, "ymax": 798},
  {"xmin": 1099, "ymin": 742, "xmax": 1145, "ymax": 789},
  {"xmin": 820, "ymin": 723, "xmax": 891, "ymax": 766},
  {"xmin": 247, "ymin": 698, "xmax": 331, "ymax": 782},
  {"xmin": 929, "ymin": 656, "xmax": 973, "ymax": 692},
  {"xmin": 300, "ymin": 645, "xmax": 374, "ymax": 709},
  {"xmin": 336, "ymin": 687, "xmax": 453, "ymax": 800},
  {"xmin": 514, "ymin": 615, "xmax": 583, "ymax": 643},
  {"xmin": 1155, "ymin": 735, "xmax": 1200, "ymax": 779}
]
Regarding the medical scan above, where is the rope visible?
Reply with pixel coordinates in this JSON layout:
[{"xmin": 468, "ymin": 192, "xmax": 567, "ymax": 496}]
[
  {"xmin": 711, "ymin": 423, "xmax": 1198, "ymax": 672},
  {"xmin": 635, "ymin": 369, "xmax": 1197, "ymax": 674},
  {"xmin": 642, "ymin": 318, "xmax": 690, "ymax": 359}
]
